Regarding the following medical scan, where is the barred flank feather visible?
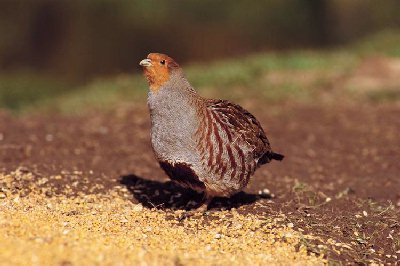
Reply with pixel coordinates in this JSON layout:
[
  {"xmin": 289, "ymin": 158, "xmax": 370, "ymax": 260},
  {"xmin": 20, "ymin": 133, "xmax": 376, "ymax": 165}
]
[{"xmin": 195, "ymin": 99, "xmax": 283, "ymax": 192}]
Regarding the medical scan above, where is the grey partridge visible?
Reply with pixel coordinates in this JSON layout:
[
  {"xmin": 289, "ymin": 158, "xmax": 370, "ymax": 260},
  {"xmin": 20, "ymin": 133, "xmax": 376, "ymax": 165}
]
[{"xmin": 139, "ymin": 53, "xmax": 284, "ymax": 212}]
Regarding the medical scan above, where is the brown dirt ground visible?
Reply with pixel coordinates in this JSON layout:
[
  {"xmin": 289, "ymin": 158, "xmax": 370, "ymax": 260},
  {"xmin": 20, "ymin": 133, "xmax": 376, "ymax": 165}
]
[{"xmin": 1, "ymin": 101, "xmax": 399, "ymax": 264}]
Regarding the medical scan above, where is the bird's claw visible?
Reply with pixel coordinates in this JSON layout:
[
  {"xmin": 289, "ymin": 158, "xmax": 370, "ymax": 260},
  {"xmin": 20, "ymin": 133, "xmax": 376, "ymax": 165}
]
[
  {"xmin": 177, "ymin": 209, "xmax": 209, "ymax": 221},
  {"xmin": 177, "ymin": 211, "xmax": 192, "ymax": 222}
]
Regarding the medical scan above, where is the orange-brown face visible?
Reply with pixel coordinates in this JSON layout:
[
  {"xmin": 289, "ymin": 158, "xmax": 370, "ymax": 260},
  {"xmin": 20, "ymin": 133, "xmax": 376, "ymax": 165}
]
[{"xmin": 139, "ymin": 53, "xmax": 180, "ymax": 92}]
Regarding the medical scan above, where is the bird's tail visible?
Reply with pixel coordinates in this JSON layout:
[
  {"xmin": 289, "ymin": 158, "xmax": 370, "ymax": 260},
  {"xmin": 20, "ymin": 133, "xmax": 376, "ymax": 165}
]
[
  {"xmin": 271, "ymin": 152, "xmax": 284, "ymax": 161},
  {"xmin": 259, "ymin": 151, "xmax": 284, "ymax": 165}
]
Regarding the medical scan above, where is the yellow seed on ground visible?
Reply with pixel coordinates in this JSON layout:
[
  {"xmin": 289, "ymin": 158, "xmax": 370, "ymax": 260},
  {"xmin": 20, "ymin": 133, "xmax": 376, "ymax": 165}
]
[{"xmin": 0, "ymin": 171, "xmax": 326, "ymax": 265}]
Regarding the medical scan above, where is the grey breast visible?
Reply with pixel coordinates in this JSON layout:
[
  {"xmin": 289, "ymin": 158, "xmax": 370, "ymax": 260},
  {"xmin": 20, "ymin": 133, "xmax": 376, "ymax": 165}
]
[{"xmin": 147, "ymin": 82, "xmax": 201, "ymax": 167}]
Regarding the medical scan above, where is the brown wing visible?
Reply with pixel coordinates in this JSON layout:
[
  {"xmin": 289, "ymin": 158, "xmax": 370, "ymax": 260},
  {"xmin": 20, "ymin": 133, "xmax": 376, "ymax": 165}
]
[
  {"xmin": 195, "ymin": 99, "xmax": 273, "ymax": 190},
  {"xmin": 206, "ymin": 99, "xmax": 272, "ymax": 161}
]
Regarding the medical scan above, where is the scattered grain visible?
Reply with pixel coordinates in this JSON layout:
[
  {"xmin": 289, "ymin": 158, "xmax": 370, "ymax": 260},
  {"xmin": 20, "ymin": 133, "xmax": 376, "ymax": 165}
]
[{"xmin": 0, "ymin": 171, "xmax": 326, "ymax": 265}]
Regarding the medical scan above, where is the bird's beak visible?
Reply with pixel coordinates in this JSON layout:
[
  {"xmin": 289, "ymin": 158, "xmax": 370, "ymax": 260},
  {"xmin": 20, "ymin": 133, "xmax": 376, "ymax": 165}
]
[{"xmin": 139, "ymin": 58, "xmax": 152, "ymax": 67}]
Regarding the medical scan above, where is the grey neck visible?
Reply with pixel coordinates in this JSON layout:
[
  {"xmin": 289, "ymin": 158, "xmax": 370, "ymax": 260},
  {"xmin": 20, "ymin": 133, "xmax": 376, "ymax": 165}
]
[
  {"xmin": 148, "ymin": 72, "xmax": 198, "ymax": 108},
  {"xmin": 147, "ymin": 72, "xmax": 201, "ymax": 163}
]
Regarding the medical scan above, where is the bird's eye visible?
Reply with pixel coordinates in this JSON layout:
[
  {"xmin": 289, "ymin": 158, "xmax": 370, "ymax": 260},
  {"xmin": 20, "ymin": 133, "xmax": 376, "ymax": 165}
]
[{"xmin": 160, "ymin": 60, "xmax": 166, "ymax": 65}]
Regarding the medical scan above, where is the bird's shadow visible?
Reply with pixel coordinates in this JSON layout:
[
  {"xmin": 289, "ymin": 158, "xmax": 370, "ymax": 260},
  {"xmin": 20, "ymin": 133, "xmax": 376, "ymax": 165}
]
[{"xmin": 119, "ymin": 174, "xmax": 271, "ymax": 211}]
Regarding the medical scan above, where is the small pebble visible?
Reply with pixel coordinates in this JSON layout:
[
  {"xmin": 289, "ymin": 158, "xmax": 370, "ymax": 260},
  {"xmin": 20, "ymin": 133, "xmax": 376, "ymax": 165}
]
[
  {"xmin": 132, "ymin": 204, "xmax": 143, "ymax": 212},
  {"xmin": 45, "ymin": 134, "xmax": 54, "ymax": 142},
  {"xmin": 325, "ymin": 197, "xmax": 331, "ymax": 202},
  {"xmin": 262, "ymin": 188, "xmax": 270, "ymax": 195},
  {"xmin": 258, "ymin": 188, "xmax": 275, "ymax": 198}
]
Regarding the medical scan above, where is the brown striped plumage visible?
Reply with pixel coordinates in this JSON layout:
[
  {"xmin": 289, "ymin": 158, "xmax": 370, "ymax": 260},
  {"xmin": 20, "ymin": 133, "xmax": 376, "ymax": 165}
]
[
  {"xmin": 140, "ymin": 53, "xmax": 284, "ymax": 212},
  {"xmin": 194, "ymin": 99, "xmax": 276, "ymax": 197}
]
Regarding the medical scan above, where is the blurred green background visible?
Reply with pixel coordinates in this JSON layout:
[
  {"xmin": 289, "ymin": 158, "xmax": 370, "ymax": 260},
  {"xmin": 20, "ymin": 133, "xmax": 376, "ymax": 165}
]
[{"xmin": 1, "ymin": 0, "xmax": 400, "ymax": 112}]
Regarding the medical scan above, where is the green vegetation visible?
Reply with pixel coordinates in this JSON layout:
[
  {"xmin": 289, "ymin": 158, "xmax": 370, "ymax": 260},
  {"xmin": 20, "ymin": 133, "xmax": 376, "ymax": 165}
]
[
  {"xmin": 355, "ymin": 30, "xmax": 400, "ymax": 57},
  {"xmin": 0, "ymin": 72, "xmax": 72, "ymax": 111},
  {"xmin": 1, "ymin": 31, "xmax": 400, "ymax": 114},
  {"xmin": 367, "ymin": 89, "xmax": 400, "ymax": 103}
]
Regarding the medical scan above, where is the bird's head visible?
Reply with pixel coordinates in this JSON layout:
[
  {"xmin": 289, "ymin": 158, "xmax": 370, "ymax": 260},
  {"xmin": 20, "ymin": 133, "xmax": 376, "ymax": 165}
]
[{"xmin": 139, "ymin": 53, "xmax": 180, "ymax": 92}]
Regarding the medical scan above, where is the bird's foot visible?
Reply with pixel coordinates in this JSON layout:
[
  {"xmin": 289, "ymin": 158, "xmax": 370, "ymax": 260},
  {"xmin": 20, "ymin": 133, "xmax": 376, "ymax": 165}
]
[
  {"xmin": 177, "ymin": 211, "xmax": 197, "ymax": 221},
  {"xmin": 177, "ymin": 201, "xmax": 210, "ymax": 221}
]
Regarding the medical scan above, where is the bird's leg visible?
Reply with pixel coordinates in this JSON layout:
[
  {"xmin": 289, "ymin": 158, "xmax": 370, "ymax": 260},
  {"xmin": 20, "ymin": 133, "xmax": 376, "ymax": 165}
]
[
  {"xmin": 195, "ymin": 193, "xmax": 213, "ymax": 213},
  {"xmin": 178, "ymin": 193, "xmax": 213, "ymax": 221}
]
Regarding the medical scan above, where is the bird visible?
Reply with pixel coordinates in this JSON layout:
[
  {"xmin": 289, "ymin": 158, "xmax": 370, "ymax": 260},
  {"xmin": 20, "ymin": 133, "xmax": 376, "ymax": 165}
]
[{"xmin": 139, "ymin": 53, "xmax": 284, "ymax": 213}]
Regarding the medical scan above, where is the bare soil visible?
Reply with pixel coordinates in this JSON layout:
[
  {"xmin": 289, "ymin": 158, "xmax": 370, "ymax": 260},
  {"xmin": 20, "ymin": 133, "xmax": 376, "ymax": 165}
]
[{"xmin": 1, "ymin": 102, "xmax": 399, "ymax": 264}]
